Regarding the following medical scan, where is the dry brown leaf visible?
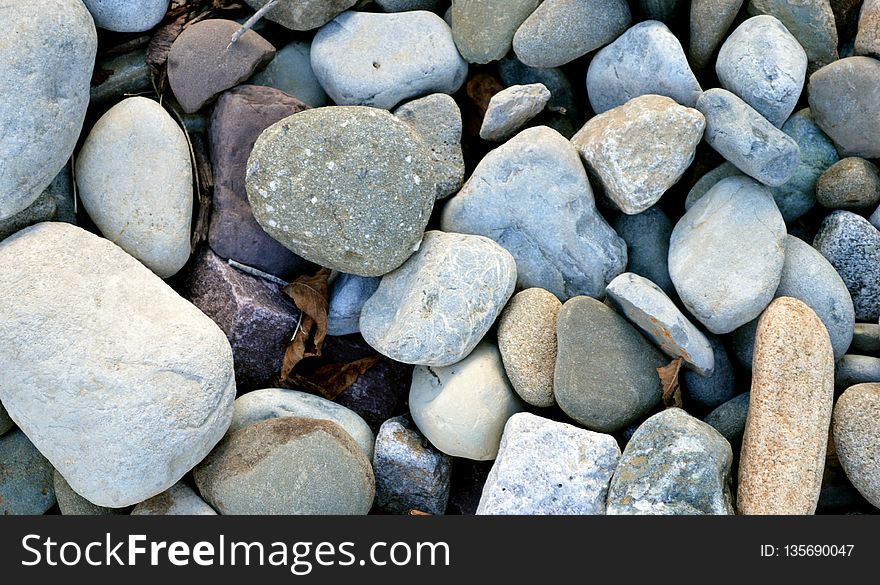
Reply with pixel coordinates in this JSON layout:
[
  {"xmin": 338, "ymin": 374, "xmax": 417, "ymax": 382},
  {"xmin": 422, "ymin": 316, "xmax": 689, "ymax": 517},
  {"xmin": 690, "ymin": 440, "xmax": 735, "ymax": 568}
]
[
  {"xmin": 658, "ymin": 357, "xmax": 684, "ymax": 409},
  {"xmin": 146, "ymin": 14, "xmax": 187, "ymax": 72},
  {"xmin": 279, "ymin": 268, "xmax": 331, "ymax": 381},
  {"xmin": 285, "ymin": 356, "xmax": 382, "ymax": 401},
  {"xmin": 466, "ymin": 72, "xmax": 504, "ymax": 117}
]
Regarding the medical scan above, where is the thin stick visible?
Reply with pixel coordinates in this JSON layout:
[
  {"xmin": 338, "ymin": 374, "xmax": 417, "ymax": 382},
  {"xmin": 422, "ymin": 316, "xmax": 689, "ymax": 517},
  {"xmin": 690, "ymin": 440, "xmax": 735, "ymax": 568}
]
[
  {"xmin": 70, "ymin": 154, "xmax": 78, "ymax": 216},
  {"xmin": 227, "ymin": 259, "xmax": 288, "ymax": 286},
  {"xmin": 227, "ymin": 0, "xmax": 279, "ymax": 49},
  {"xmin": 164, "ymin": 103, "xmax": 201, "ymax": 252}
]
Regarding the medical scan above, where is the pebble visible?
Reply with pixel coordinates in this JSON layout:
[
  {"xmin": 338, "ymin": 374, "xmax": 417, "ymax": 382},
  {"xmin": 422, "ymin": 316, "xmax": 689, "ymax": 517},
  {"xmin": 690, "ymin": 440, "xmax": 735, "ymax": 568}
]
[
  {"xmin": 76, "ymin": 97, "xmax": 192, "ymax": 278},
  {"xmin": 441, "ymin": 126, "xmax": 626, "ymax": 299},
  {"xmin": 246, "ymin": 106, "xmax": 436, "ymax": 277},
  {"xmin": 586, "ymin": 21, "xmax": 702, "ymax": 114},
  {"xmin": 668, "ymin": 176, "xmax": 787, "ymax": 334},
  {"xmin": 328, "ymin": 273, "xmax": 381, "ymax": 337},
  {"xmin": 852, "ymin": 323, "xmax": 880, "ymax": 353},
  {"xmin": 696, "ymin": 88, "xmax": 801, "ymax": 187},
  {"xmin": 813, "ymin": 211, "xmax": 880, "ymax": 322},
  {"xmin": 0, "ymin": 0, "xmax": 96, "ymax": 220},
  {"xmin": 243, "ymin": 0, "xmax": 356, "ymax": 31},
  {"xmin": 0, "ymin": 167, "xmax": 76, "ymax": 242},
  {"xmin": 738, "ymin": 297, "xmax": 835, "ymax": 514},
  {"xmin": 83, "ymin": 0, "xmax": 169, "ymax": 32},
  {"xmin": 606, "ymin": 408, "xmax": 734, "ymax": 515},
  {"xmin": 311, "ymin": 10, "xmax": 467, "ymax": 109},
  {"xmin": 835, "ymin": 355, "xmax": 880, "ymax": 387},
  {"xmin": 816, "ymin": 157, "xmax": 880, "ymax": 209},
  {"xmin": 497, "ymin": 288, "xmax": 562, "ymax": 408},
  {"xmin": 689, "ymin": 0, "xmax": 745, "ymax": 70},
  {"xmin": 195, "ymin": 417, "xmax": 375, "ymax": 514},
  {"xmin": 409, "ymin": 342, "xmax": 525, "ymax": 460},
  {"xmin": 373, "ymin": 415, "xmax": 452, "ymax": 515},
  {"xmin": 572, "ymin": 94, "xmax": 705, "ymax": 215},
  {"xmin": 554, "ymin": 296, "xmax": 667, "ymax": 432},
  {"xmin": 808, "ymin": 56, "xmax": 880, "ymax": 158},
  {"xmin": 131, "ymin": 482, "xmax": 217, "ymax": 515},
  {"xmin": 0, "ymin": 223, "xmax": 236, "ymax": 508},
  {"xmin": 497, "ymin": 57, "xmax": 581, "ymax": 138},
  {"xmin": 450, "ymin": 0, "xmax": 540, "ymax": 64},
  {"xmin": 512, "ymin": 0, "xmax": 632, "ymax": 68},
  {"xmin": 611, "ymin": 208, "xmax": 675, "ymax": 295},
  {"xmin": 684, "ymin": 162, "xmax": 744, "ymax": 210},
  {"xmin": 477, "ymin": 413, "xmax": 621, "ymax": 515},
  {"xmin": 479, "ymin": 83, "xmax": 550, "ymax": 142},
  {"xmin": 682, "ymin": 334, "xmax": 737, "ymax": 409},
  {"xmin": 855, "ymin": 0, "xmax": 880, "ymax": 58},
  {"xmin": 249, "ymin": 41, "xmax": 329, "ymax": 107},
  {"xmin": 832, "ymin": 383, "xmax": 880, "ymax": 508},
  {"xmin": 54, "ymin": 471, "xmax": 125, "ymax": 516},
  {"xmin": 703, "ymin": 392, "xmax": 751, "ymax": 445},
  {"xmin": 0, "ymin": 429, "xmax": 56, "ymax": 515},
  {"xmin": 360, "ymin": 231, "xmax": 517, "ymax": 366},
  {"xmin": 749, "ymin": 0, "xmax": 839, "ymax": 73}
]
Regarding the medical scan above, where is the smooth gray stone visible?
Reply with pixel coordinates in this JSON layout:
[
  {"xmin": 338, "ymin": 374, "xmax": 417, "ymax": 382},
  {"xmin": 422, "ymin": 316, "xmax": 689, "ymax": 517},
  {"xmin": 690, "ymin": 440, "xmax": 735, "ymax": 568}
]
[
  {"xmin": 817, "ymin": 157, "xmax": 880, "ymax": 210},
  {"xmin": 376, "ymin": 0, "xmax": 441, "ymax": 10},
  {"xmin": 685, "ymin": 163, "xmax": 744, "ymax": 210},
  {"xmin": 131, "ymin": 482, "xmax": 217, "ymax": 515},
  {"xmin": 249, "ymin": 41, "xmax": 329, "ymax": 107},
  {"xmin": 703, "ymin": 392, "xmax": 751, "ymax": 445},
  {"xmin": 696, "ymin": 88, "xmax": 801, "ymax": 187},
  {"xmin": 690, "ymin": 0, "xmax": 745, "ymax": 70},
  {"xmin": 480, "ymin": 83, "xmax": 550, "ymax": 142},
  {"xmin": 83, "ymin": 0, "xmax": 169, "ymax": 32},
  {"xmin": 0, "ymin": 429, "xmax": 55, "ymax": 515},
  {"xmin": 586, "ymin": 20, "xmax": 702, "ymax": 114},
  {"xmin": 611, "ymin": 207, "xmax": 675, "ymax": 296},
  {"xmin": 476, "ymin": 413, "xmax": 621, "ymax": 515},
  {"xmin": 243, "ymin": 0, "xmax": 357, "ymax": 31},
  {"xmin": 748, "ymin": 0, "xmax": 838, "ymax": 73},
  {"xmin": 328, "ymin": 273, "xmax": 381, "ymax": 337},
  {"xmin": 90, "ymin": 48, "xmax": 153, "ymax": 108},
  {"xmin": 441, "ymin": 126, "xmax": 626, "ymax": 300},
  {"xmin": 852, "ymin": 323, "xmax": 880, "ymax": 353},
  {"xmin": 54, "ymin": 471, "xmax": 126, "ymax": 516},
  {"xmin": 0, "ymin": 167, "xmax": 75, "ymax": 242},
  {"xmin": 607, "ymin": 408, "xmax": 735, "ymax": 515},
  {"xmin": 835, "ymin": 355, "xmax": 880, "ymax": 387},
  {"xmin": 497, "ymin": 57, "xmax": 581, "ymax": 138},
  {"xmin": 450, "ymin": 0, "xmax": 541, "ymax": 64},
  {"xmin": 682, "ymin": 333, "xmax": 737, "ymax": 409}
]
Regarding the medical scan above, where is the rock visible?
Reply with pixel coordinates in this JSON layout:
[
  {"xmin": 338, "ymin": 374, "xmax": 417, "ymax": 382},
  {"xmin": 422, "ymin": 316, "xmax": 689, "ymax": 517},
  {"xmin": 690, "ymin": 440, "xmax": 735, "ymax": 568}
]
[
  {"xmin": 497, "ymin": 289, "xmax": 561, "ymax": 408},
  {"xmin": 637, "ymin": 0, "xmax": 688, "ymax": 21},
  {"xmin": 512, "ymin": 0, "xmax": 632, "ymax": 68},
  {"xmin": 393, "ymin": 94, "xmax": 465, "ymax": 199},
  {"xmin": 477, "ymin": 413, "xmax": 621, "ymax": 515},
  {"xmin": 606, "ymin": 408, "xmax": 734, "ymax": 515},
  {"xmin": 808, "ymin": 56, "xmax": 880, "ymax": 158},
  {"xmin": 748, "ymin": 0, "xmax": 838, "ymax": 73},
  {"xmin": 90, "ymin": 48, "xmax": 153, "ymax": 108},
  {"xmin": 738, "ymin": 297, "xmax": 835, "ymax": 514},
  {"xmin": 249, "ymin": 41, "xmax": 329, "ymax": 107},
  {"xmin": 168, "ymin": 19, "xmax": 275, "ymax": 114},
  {"xmin": 479, "ymin": 83, "xmax": 550, "ymax": 141},
  {"xmin": 54, "ymin": 471, "xmax": 127, "ymax": 515},
  {"xmin": 0, "ymin": 402, "xmax": 12, "ymax": 435},
  {"xmin": 832, "ymin": 0, "xmax": 863, "ymax": 39},
  {"xmin": 441, "ymin": 126, "xmax": 626, "ymax": 299},
  {"xmin": 816, "ymin": 157, "xmax": 880, "ymax": 209},
  {"xmin": 131, "ymin": 482, "xmax": 217, "ymax": 515},
  {"xmin": 0, "ymin": 167, "xmax": 76, "ymax": 242},
  {"xmin": 813, "ymin": 211, "xmax": 880, "ymax": 322},
  {"xmin": 696, "ymin": 88, "xmax": 801, "ymax": 187},
  {"xmin": 247, "ymin": 106, "xmax": 437, "ymax": 276},
  {"xmin": 243, "ymin": 0, "xmax": 356, "ymax": 30},
  {"xmin": 497, "ymin": 57, "xmax": 581, "ymax": 138},
  {"xmin": 586, "ymin": 21, "xmax": 702, "ymax": 114},
  {"xmin": 311, "ymin": 11, "xmax": 467, "ymax": 109},
  {"xmin": 360, "ymin": 231, "xmax": 516, "ymax": 366},
  {"xmin": 682, "ymin": 334, "xmax": 737, "ymax": 409},
  {"xmin": 76, "ymin": 97, "xmax": 192, "ymax": 279},
  {"xmin": 195, "ymin": 417, "xmax": 375, "ymax": 514},
  {"xmin": 0, "ymin": 223, "xmax": 236, "ymax": 508},
  {"xmin": 611, "ymin": 208, "xmax": 675, "ymax": 295},
  {"xmin": 607, "ymin": 273, "xmax": 715, "ymax": 375},
  {"xmin": 83, "ymin": 0, "xmax": 168, "ymax": 32},
  {"xmin": 703, "ymin": 392, "xmax": 751, "ymax": 445},
  {"xmin": 856, "ymin": 0, "xmax": 880, "ymax": 58},
  {"xmin": 450, "ymin": 0, "xmax": 540, "ymax": 64},
  {"xmin": 819, "ymin": 431, "xmax": 871, "ymax": 512},
  {"xmin": 852, "ymin": 323, "xmax": 880, "ymax": 353},
  {"xmin": 554, "ymin": 296, "xmax": 667, "ymax": 432},
  {"xmin": 0, "ymin": 0, "xmax": 96, "ymax": 219},
  {"xmin": 690, "ymin": 0, "xmax": 745, "ymax": 70},
  {"xmin": 0, "ymin": 429, "xmax": 55, "ymax": 515},
  {"xmin": 328, "ymin": 273, "xmax": 381, "ymax": 337},
  {"xmin": 376, "ymin": 0, "xmax": 441, "ymax": 11},
  {"xmin": 685, "ymin": 162, "xmax": 744, "ymax": 210},
  {"xmin": 832, "ymin": 383, "xmax": 880, "ymax": 507},
  {"xmin": 373, "ymin": 415, "xmax": 452, "ymax": 515},
  {"xmin": 669, "ymin": 176, "xmax": 787, "ymax": 334},
  {"xmin": 573, "ymin": 95, "xmax": 705, "ymax": 215},
  {"xmin": 409, "ymin": 342, "xmax": 525, "ymax": 460},
  {"xmin": 835, "ymin": 355, "xmax": 880, "ymax": 387}
]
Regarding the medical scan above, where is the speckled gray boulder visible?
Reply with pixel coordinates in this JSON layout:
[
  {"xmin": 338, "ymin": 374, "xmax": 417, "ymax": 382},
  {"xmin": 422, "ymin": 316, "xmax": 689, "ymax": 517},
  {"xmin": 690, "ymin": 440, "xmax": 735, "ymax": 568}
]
[
  {"xmin": 814, "ymin": 211, "xmax": 880, "ymax": 321},
  {"xmin": 817, "ymin": 157, "xmax": 880, "ymax": 209},
  {"xmin": 611, "ymin": 208, "xmax": 675, "ymax": 296},
  {"xmin": 243, "ymin": 0, "xmax": 356, "ymax": 31},
  {"xmin": 0, "ymin": 0, "xmax": 96, "ymax": 220},
  {"xmin": 696, "ymin": 88, "xmax": 801, "ymax": 187},
  {"xmin": 554, "ymin": 296, "xmax": 667, "ymax": 432},
  {"xmin": 477, "ymin": 413, "xmax": 621, "ymax": 515},
  {"xmin": 607, "ymin": 408, "xmax": 735, "ymax": 515},
  {"xmin": 685, "ymin": 163, "xmax": 745, "ymax": 210},
  {"xmin": 132, "ymin": 482, "xmax": 217, "ymax": 515},
  {"xmin": 0, "ymin": 429, "xmax": 55, "ymax": 515},
  {"xmin": 832, "ymin": 383, "xmax": 880, "ymax": 507},
  {"xmin": 480, "ymin": 83, "xmax": 550, "ymax": 141},
  {"xmin": 360, "ymin": 231, "xmax": 516, "ymax": 366},
  {"xmin": 749, "ymin": 0, "xmax": 838, "ymax": 73},
  {"xmin": 54, "ymin": 471, "xmax": 126, "ymax": 516},
  {"xmin": 835, "ymin": 355, "xmax": 880, "ymax": 387},
  {"xmin": 328, "ymin": 273, "xmax": 381, "ymax": 337},
  {"xmin": 246, "ymin": 106, "xmax": 436, "ymax": 277},
  {"xmin": 682, "ymin": 333, "xmax": 737, "ymax": 409},
  {"xmin": 441, "ymin": 126, "xmax": 626, "ymax": 300},
  {"xmin": 0, "ymin": 167, "xmax": 75, "ymax": 242},
  {"xmin": 703, "ymin": 392, "xmax": 751, "ymax": 445},
  {"xmin": 311, "ymin": 11, "xmax": 467, "ymax": 109},
  {"xmin": 586, "ymin": 21, "xmax": 702, "ymax": 114},
  {"xmin": 669, "ymin": 176, "xmax": 787, "ymax": 334},
  {"xmin": 690, "ymin": 0, "xmax": 745, "ymax": 70},
  {"xmin": 450, "ymin": 0, "xmax": 540, "ymax": 64},
  {"xmin": 83, "ymin": 0, "xmax": 169, "ymax": 32},
  {"xmin": 249, "ymin": 41, "xmax": 329, "ymax": 107}
]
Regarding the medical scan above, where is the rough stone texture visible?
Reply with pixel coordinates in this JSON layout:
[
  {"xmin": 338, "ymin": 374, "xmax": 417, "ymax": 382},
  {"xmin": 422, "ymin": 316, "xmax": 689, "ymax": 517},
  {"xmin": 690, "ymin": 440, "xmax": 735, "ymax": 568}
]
[
  {"xmin": 513, "ymin": 0, "xmax": 632, "ymax": 68},
  {"xmin": 0, "ymin": 0, "xmax": 96, "ymax": 220},
  {"xmin": 248, "ymin": 107, "xmax": 437, "ymax": 276},
  {"xmin": 168, "ymin": 19, "xmax": 275, "ymax": 114},
  {"xmin": 0, "ymin": 167, "xmax": 75, "ymax": 242},
  {"xmin": 328, "ymin": 273, "xmax": 381, "ymax": 337},
  {"xmin": 738, "ymin": 297, "xmax": 835, "ymax": 515},
  {"xmin": 682, "ymin": 334, "xmax": 737, "ymax": 409},
  {"xmin": 90, "ymin": 48, "xmax": 153, "ymax": 108},
  {"xmin": 497, "ymin": 288, "xmax": 561, "ymax": 408},
  {"xmin": 450, "ymin": 0, "xmax": 541, "ymax": 64},
  {"xmin": 607, "ymin": 273, "xmax": 715, "ymax": 375},
  {"xmin": 572, "ymin": 95, "xmax": 705, "ymax": 215},
  {"xmin": 182, "ymin": 247, "xmax": 299, "ymax": 391},
  {"xmin": 0, "ymin": 223, "xmax": 236, "ymax": 508},
  {"xmin": 669, "ymin": 176, "xmax": 787, "ymax": 334},
  {"xmin": 696, "ymin": 89, "xmax": 801, "ymax": 187},
  {"xmin": 814, "ymin": 211, "xmax": 880, "ymax": 322},
  {"xmin": 690, "ymin": 0, "xmax": 745, "ymax": 70},
  {"xmin": 703, "ymin": 392, "xmax": 751, "ymax": 445},
  {"xmin": 554, "ymin": 296, "xmax": 667, "ymax": 432},
  {"xmin": 243, "ymin": 0, "xmax": 356, "ymax": 31},
  {"xmin": 611, "ymin": 208, "xmax": 675, "ymax": 295},
  {"xmin": 83, "ymin": 0, "xmax": 169, "ymax": 32},
  {"xmin": 409, "ymin": 342, "xmax": 525, "ymax": 460},
  {"xmin": 832, "ymin": 383, "xmax": 880, "ymax": 507},
  {"xmin": 819, "ymin": 431, "xmax": 871, "ymax": 512},
  {"xmin": 685, "ymin": 162, "xmax": 744, "ymax": 210},
  {"xmin": 855, "ymin": 0, "xmax": 880, "ymax": 58},
  {"xmin": 131, "ymin": 482, "xmax": 217, "ymax": 515},
  {"xmin": 311, "ymin": 11, "xmax": 467, "ymax": 109},
  {"xmin": 497, "ymin": 57, "xmax": 581, "ymax": 138},
  {"xmin": 586, "ymin": 21, "xmax": 702, "ymax": 114},
  {"xmin": 0, "ymin": 429, "xmax": 55, "ymax": 515},
  {"xmin": 477, "ymin": 413, "xmax": 621, "ymax": 515},
  {"xmin": 480, "ymin": 83, "xmax": 550, "ymax": 141},
  {"xmin": 374, "ymin": 415, "xmax": 452, "ymax": 515},
  {"xmin": 441, "ymin": 126, "xmax": 626, "ymax": 299},
  {"xmin": 835, "ymin": 355, "xmax": 880, "ymax": 387},
  {"xmin": 249, "ymin": 41, "xmax": 329, "ymax": 107},
  {"xmin": 808, "ymin": 56, "xmax": 880, "ymax": 158},
  {"xmin": 749, "ymin": 0, "xmax": 839, "ymax": 73},
  {"xmin": 607, "ymin": 408, "xmax": 734, "ymax": 515},
  {"xmin": 816, "ymin": 157, "xmax": 880, "ymax": 209},
  {"xmin": 376, "ymin": 0, "xmax": 440, "ymax": 10},
  {"xmin": 54, "ymin": 471, "xmax": 126, "ymax": 515},
  {"xmin": 852, "ymin": 323, "xmax": 880, "ymax": 353},
  {"xmin": 360, "ymin": 231, "xmax": 516, "ymax": 366},
  {"xmin": 195, "ymin": 417, "xmax": 375, "ymax": 514},
  {"xmin": 76, "ymin": 97, "xmax": 192, "ymax": 279}
]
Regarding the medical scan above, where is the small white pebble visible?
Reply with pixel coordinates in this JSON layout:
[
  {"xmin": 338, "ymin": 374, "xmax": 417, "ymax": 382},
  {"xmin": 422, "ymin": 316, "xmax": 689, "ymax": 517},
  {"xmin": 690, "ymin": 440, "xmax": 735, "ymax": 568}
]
[{"xmin": 413, "ymin": 174, "xmax": 421, "ymax": 185}]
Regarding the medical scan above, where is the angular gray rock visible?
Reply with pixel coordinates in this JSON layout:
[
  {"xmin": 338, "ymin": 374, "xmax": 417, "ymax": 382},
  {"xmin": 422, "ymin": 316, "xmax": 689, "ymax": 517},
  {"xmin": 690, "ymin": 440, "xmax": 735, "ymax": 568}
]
[
  {"xmin": 690, "ymin": 0, "xmax": 745, "ymax": 70},
  {"xmin": 0, "ymin": 167, "xmax": 76, "ymax": 242},
  {"xmin": 611, "ymin": 208, "xmax": 675, "ymax": 295},
  {"xmin": 243, "ymin": 0, "xmax": 356, "ymax": 31},
  {"xmin": 749, "ymin": 0, "xmax": 839, "ymax": 73},
  {"xmin": 832, "ymin": 383, "xmax": 880, "ymax": 507},
  {"xmin": 131, "ymin": 482, "xmax": 217, "ymax": 515},
  {"xmin": 249, "ymin": 41, "xmax": 329, "ymax": 107},
  {"xmin": 816, "ymin": 157, "xmax": 880, "ymax": 209},
  {"xmin": 83, "ymin": 0, "xmax": 169, "ymax": 32},
  {"xmin": 328, "ymin": 273, "xmax": 381, "ymax": 337},
  {"xmin": 450, "ymin": 0, "xmax": 541, "ymax": 64},
  {"xmin": 0, "ymin": 429, "xmax": 56, "ymax": 515},
  {"xmin": 681, "ymin": 332, "xmax": 737, "ymax": 409},
  {"xmin": 480, "ymin": 83, "xmax": 550, "ymax": 142}
]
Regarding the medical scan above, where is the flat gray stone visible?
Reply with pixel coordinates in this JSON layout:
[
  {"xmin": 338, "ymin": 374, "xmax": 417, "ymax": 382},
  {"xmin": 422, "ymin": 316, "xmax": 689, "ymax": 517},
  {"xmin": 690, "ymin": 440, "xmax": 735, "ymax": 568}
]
[
  {"xmin": 83, "ymin": 0, "xmax": 169, "ymax": 32},
  {"xmin": 0, "ymin": 429, "xmax": 55, "ymax": 515},
  {"xmin": 450, "ymin": 0, "xmax": 541, "ymax": 64},
  {"xmin": 690, "ymin": 0, "xmax": 745, "ymax": 70},
  {"xmin": 682, "ymin": 333, "xmax": 737, "ymax": 409},
  {"xmin": 832, "ymin": 383, "xmax": 880, "ymax": 507},
  {"xmin": 817, "ymin": 157, "xmax": 880, "ymax": 209},
  {"xmin": 249, "ymin": 41, "xmax": 329, "ymax": 107},
  {"xmin": 0, "ymin": 167, "xmax": 75, "ymax": 242},
  {"xmin": 243, "ymin": 0, "xmax": 356, "ymax": 31},
  {"xmin": 835, "ymin": 355, "xmax": 880, "ymax": 387},
  {"xmin": 480, "ymin": 83, "xmax": 550, "ymax": 142},
  {"xmin": 328, "ymin": 273, "xmax": 381, "ymax": 336},
  {"xmin": 685, "ymin": 162, "xmax": 745, "ymax": 210},
  {"xmin": 703, "ymin": 392, "xmax": 751, "ymax": 445},
  {"xmin": 611, "ymin": 207, "xmax": 675, "ymax": 295},
  {"xmin": 749, "ymin": 0, "xmax": 838, "ymax": 73},
  {"xmin": 54, "ymin": 471, "xmax": 126, "ymax": 516},
  {"xmin": 131, "ymin": 482, "xmax": 217, "ymax": 515},
  {"xmin": 852, "ymin": 323, "xmax": 880, "ymax": 353}
]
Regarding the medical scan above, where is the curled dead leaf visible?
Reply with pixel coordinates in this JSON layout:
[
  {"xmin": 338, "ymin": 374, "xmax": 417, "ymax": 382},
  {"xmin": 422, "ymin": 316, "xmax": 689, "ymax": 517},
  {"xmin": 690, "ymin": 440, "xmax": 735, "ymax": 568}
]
[
  {"xmin": 657, "ymin": 357, "xmax": 684, "ymax": 409},
  {"xmin": 278, "ymin": 268, "xmax": 331, "ymax": 381},
  {"xmin": 285, "ymin": 356, "xmax": 382, "ymax": 401}
]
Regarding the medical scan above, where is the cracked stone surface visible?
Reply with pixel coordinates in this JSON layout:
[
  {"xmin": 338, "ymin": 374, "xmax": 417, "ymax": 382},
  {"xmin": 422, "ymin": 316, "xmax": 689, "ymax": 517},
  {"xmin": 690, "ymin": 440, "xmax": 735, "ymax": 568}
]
[{"xmin": 479, "ymin": 83, "xmax": 550, "ymax": 141}]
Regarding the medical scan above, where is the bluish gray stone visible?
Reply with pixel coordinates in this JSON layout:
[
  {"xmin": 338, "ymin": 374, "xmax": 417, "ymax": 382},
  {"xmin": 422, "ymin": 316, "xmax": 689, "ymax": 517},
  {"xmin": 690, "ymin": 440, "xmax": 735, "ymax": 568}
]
[
  {"xmin": 83, "ymin": 0, "xmax": 169, "ymax": 32},
  {"xmin": 611, "ymin": 208, "xmax": 675, "ymax": 296},
  {"xmin": 0, "ymin": 429, "xmax": 55, "ymax": 515},
  {"xmin": 243, "ymin": 0, "xmax": 357, "ymax": 31},
  {"xmin": 0, "ymin": 401, "xmax": 12, "ymax": 435},
  {"xmin": 54, "ymin": 470, "xmax": 126, "ymax": 516},
  {"xmin": 748, "ymin": 0, "xmax": 838, "ymax": 73},
  {"xmin": 852, "ymin": 323, "xmax": 880, "ymax": 354},
  {"xmin": 681, "ymin": 333, "xmax": 737, "ymax": 409},
  {"xmin": 249, "ymin": 41, "xmax": 329, "ymax": 107},
  {"xmin": 703, "ymin": 392, "xmax": 751, "ymax": 445},
  {"xmin": 376, "ymin": 0, "xmax": 441, "ymax": 11},
  {"xmin": 685, "ymin": 162, "xmax": 744, "ymax": 210},
  {"xmin": 479, "ymin": 83, "xmax": 550, "ymax": 141},
  {"xmin": 0, "ymin": 167, "xmax": 75, "ymax": 242},
  {"xmin": 835, "ymin": 355, "xmax": 880, "ymax": 387},
  {"xmin": 497, "ymin": 57, "xmax": 580, "ymax": 138},
  {"xmin": 328, "ymin": 273, "xmax": 381, "ymax": 337}
]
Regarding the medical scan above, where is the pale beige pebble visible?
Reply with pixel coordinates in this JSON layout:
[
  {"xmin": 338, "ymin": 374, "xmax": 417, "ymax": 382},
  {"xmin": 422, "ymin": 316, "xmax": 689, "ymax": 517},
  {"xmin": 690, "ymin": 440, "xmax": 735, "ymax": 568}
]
[
  {"xmin": 737, "ymin": 297, "xmax": 835, "ymax": 514},
  {"xmin": 832, "ymin": 383, "xmax": 880, "ymax": 507},
  {"xmin": 497, "ymin": 288, "xmax": 561, "ymax": 407}
]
